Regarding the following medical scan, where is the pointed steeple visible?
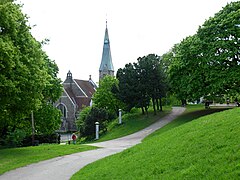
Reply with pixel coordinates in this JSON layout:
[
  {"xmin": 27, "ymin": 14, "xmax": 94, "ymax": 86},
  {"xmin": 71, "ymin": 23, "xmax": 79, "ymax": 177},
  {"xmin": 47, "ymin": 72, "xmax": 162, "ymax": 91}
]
[{"xmin": 99, "ymin": 20, "xmax": 114, "ymax": 81}]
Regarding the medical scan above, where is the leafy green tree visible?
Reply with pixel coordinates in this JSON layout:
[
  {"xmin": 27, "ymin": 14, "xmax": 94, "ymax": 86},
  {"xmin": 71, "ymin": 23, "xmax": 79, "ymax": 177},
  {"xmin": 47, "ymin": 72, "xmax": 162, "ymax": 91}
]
[
  {"xmin": 34, "ymin": 103, "xmax": 61, "ymax": 135},
  {"xmin": 116, "ymin": 54, "xmax": 167, "ymax": 115},
  {"xmin": 168, "ymin": 35, "xmax": 208, "ymax": 103},
  {"xmin": 116, "ymin": 62, "xmax": 150, "ymax": 114},
  {"xmin": 116, "ymin": 63, "xmax": 144, "ymax": 112},
  {"xmin": 136, "ymin": 54, "xmax": 167, "ymax": 114},
  {"xmin": 167, "ymin": 2, "xmax": 240, "ymax": 104},
  {"xmin": 197, "ymin": 1, "xmax": 240, "ymax": 96},
  {"xmin": 0, "ymin": 1, "xmax": 62, "ymax": 140},
  {"xmin": 77, "ymin": 107, "xmax": 108, "ymax": 140},
  {"xmin": 93, "ymin": 75, "xmax": 123, "ymax": 117}
]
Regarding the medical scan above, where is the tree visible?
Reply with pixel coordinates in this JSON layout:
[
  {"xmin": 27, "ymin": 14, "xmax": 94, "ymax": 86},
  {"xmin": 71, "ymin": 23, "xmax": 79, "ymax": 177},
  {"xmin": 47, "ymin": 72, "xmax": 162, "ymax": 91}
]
[
  {"xmin": 167, "ymin": 2, "xmax": 240, "ymax": 104},
  {"xmin": 34, "ymin": 103, "xmax": 61, "ymax": 135},
  {"xmin": 76, "ymin": 107, "xmax": 108, "ymax": 140},
  {"xmin": 197, "ymin": 1, "xmax": 240, "ymax": 95},
  {"xmin": 116, "ymin": 63, "xmax": 147, "ymax": 113},
  {"xmin": 116, "ymin": 54, "xmax": 168, "ymax": 115},
  {"xmin": 116, "ymin": 62, "xmax": 150, "ymax": 114},
  {"xmin": 136, "ymin": 54, "xmax": 167, "ymax": 114},
  {"xmin": 0, "ymin": 1, "xmax": 62, "ymax": 140},
  {"xmin": 92, "ymin": 75, "xmax": 123, "ymax": 117},
  {"xmin": 168, "ymin": 35, "xmax": 208, "ymax": 104}
]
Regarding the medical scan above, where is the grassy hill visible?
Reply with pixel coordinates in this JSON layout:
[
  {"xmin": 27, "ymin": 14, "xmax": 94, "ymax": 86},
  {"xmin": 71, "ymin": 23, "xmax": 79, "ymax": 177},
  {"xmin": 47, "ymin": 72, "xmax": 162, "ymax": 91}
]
[{"xmin": 72, "ymin": 107, "xmax": 240, "ymax": 179}]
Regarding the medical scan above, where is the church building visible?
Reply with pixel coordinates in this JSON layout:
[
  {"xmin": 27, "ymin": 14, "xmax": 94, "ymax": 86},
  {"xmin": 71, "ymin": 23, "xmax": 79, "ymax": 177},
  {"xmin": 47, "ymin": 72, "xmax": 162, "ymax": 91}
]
[
  {"xmin": 54, "ymin": 21, "xmax": 114, "ymax": 132},
  {"xmin": 54, "ymin": 71, "xmax": 97, "ymax": 132}
]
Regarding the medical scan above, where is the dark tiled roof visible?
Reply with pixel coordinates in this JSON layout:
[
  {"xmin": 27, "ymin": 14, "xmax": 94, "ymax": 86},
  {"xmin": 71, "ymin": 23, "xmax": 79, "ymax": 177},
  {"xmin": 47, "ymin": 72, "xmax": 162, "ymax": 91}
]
[
  {"xmin": 63, "ymin": 79, "xmax": 95, "ymax": 111},
  {"xmin": 74, "ymin": 79, "xmax": 96, "ymax": 97},
  {"xmin": 75, "ymin": 97, "xmax": 91, "ymax": 110}
]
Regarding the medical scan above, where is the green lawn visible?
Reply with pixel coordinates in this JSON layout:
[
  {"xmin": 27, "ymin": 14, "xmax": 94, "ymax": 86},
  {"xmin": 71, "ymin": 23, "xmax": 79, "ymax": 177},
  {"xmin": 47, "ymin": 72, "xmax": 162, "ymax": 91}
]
[
  {"xmin": 0, "ymin": 144, "xmax": 96, "ymax": 175},
  {"xmin": 80, "ymin": 106, "xmax": 172, "ymax": 143},
  {"xmin": 72, "ymin": 106, "xmax": 239, "ymax": 179},
  {"xmin": 94, "ymin": 106, "xmax": 172, "ymax": 142},
  {"xmin": 145, "ymin": 105, "xmax": 231, "ymax": 141}
]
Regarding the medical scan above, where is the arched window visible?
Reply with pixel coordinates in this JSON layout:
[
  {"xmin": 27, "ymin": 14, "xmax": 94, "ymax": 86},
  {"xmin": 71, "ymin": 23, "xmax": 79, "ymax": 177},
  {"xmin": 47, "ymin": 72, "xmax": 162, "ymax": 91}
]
[{"xmin": 57, "ymin": 104, "xmax": 67, "ymax": 118}]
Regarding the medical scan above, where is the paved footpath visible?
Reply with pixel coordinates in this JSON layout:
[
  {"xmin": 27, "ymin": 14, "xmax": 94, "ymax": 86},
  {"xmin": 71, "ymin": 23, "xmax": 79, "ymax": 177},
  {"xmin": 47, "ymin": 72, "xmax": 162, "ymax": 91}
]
[{"xmin": 0, "ymin": 107, "xmax": 185, "ymax": 180}]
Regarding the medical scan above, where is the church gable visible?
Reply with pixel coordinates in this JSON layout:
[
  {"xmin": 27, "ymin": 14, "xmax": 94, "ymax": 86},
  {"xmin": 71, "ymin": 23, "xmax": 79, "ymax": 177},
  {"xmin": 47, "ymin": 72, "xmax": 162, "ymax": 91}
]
[{"xmin": 54, "ymin": 71, "xmax": 96, "ymax": 132}]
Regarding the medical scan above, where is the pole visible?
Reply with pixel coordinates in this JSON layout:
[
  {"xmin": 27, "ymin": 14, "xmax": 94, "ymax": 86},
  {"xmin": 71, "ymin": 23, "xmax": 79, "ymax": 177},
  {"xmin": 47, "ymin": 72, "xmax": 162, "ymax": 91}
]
[
  {"xmin": 95, "ymin": 122, "xmax": 99, "ymax": 140},
  {"xmin": 119, "ymin": 109, "xmax": 122, "ymax": 124},
  {"xmin": 31, "ymin": 111, "xmax": 35, "ymax": 146}
]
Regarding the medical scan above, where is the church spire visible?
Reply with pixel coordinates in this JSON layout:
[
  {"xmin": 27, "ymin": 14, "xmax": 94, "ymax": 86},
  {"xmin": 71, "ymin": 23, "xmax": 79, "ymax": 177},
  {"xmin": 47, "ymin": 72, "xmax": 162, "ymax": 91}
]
[{"xmin": 99, "ymin": 20, "xmax": 114, "ymax": 81}]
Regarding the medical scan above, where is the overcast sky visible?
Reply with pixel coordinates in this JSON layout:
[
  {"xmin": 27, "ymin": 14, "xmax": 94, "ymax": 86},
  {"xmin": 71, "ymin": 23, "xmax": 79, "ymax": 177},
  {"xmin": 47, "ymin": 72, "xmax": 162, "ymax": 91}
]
[{"xmin": 17, "ymin": 0, "xmax": 236, "ymax": 83}]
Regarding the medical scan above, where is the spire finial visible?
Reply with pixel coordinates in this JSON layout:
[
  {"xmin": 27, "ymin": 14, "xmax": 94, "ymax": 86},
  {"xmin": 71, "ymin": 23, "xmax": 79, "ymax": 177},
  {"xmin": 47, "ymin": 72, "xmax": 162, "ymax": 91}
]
[{"xmin": 106, "ymin": 14, "xmax": 108, "ymax": 28}]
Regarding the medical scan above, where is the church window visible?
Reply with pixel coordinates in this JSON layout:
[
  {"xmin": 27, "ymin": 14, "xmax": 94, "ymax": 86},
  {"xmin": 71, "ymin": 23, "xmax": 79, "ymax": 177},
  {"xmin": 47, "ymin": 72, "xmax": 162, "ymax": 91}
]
[{"xmin": 57, "ymin": 104, "xmax": 67, "ymax": 118}]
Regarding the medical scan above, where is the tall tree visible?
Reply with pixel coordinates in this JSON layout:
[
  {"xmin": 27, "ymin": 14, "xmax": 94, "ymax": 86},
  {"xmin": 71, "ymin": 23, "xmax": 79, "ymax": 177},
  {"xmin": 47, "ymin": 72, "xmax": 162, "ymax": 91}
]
[
  {"xmin": 116, "ymin": 63, "xmax": 140, "ymax": 112},
  {"xmin": 137, "ymin": 54, "xmax": 167, "ymax": 114},
  {"xmin": 167, "ymin": 1, "xmax": 240, "ymax": 104},
  {"xmin": 197, "ymin": 1, "xmax": 240, "ymax": 95},
  {"xmin": 0, "ymin": 1, "xmax": 62, "ymax": 138},
  {"xmin": 92, "ymin": 75, "xmax": 123, "ymax": 117},
  {"xmin": 116, "ymin": 54, "xmax": 167, "ymax": 115}
]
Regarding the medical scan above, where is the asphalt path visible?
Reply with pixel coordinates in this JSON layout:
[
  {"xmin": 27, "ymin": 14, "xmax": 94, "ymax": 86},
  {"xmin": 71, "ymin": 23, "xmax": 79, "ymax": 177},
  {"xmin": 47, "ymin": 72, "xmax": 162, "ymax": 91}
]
[{"xmin": 0, "ymin": 107, "xmax": 185, "ymax": 180}]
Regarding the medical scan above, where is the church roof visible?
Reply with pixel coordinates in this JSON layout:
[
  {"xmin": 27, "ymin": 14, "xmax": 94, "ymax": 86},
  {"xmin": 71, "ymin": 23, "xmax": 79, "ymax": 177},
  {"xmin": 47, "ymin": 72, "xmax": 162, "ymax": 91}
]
[
  {"xmin": 74, "ymin": 79, "xmax": 96, "ymax": 97},
  {"xmin": 62, "ymin": 71, "xmax": 96, "ymax": 111},
  {"xmin": 99, "ymin": 23, "xmax": 114, "ymax": 71}
]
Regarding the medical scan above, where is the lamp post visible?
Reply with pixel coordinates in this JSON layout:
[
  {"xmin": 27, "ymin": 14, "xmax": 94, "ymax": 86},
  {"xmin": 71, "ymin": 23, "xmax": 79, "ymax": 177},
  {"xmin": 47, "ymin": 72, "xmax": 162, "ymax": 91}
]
[
  {"xmin": 31, "ymin": 111, "xmax": 35, "ymax": 146},
  {"xmin": 95, "ymin": 122, "xmax": 99, "ymax": 140},
  {"xmin": 119, "ymin": 109, "xmax": 122, "ymax": 124}
]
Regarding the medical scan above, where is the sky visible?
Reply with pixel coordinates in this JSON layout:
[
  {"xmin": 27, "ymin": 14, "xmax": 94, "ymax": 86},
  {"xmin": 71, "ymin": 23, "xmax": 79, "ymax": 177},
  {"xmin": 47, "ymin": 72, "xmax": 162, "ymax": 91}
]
[{"xmin": 17, "ymin": 0, "xmax": 236, "ymax": 83}]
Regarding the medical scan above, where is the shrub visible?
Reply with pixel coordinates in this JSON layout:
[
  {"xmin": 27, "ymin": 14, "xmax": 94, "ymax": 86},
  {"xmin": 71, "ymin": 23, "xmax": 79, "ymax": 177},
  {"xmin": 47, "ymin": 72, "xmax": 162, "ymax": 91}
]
[
  {"xmin": 77, "ymin": 107, "xmax": 108, "ymax": 140},
  {"xmin": 5, "ymin": 129, "xmax": 26, "ymax": 147}
]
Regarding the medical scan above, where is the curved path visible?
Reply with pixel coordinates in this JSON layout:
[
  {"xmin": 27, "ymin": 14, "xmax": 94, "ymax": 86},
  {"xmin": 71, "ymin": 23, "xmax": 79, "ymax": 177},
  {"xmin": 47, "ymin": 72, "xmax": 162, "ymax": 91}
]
[{"xmin": 0, "ymin": 107, "xmax": 185, "ymax": 180}]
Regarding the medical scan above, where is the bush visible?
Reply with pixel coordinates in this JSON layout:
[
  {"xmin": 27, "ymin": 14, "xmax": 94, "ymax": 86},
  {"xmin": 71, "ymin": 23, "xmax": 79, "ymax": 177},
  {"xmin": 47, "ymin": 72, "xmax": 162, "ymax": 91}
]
[
  {"xmin": 5, "ymin": 129, "xmax": 26, "ymax": 147},
  {"xmin": 22, "ymin": 134, "xmax": 59, "ymax": 146},
  {"xmin": 77, "ymin": 107, "xmax": 108, "ymax": 140}
]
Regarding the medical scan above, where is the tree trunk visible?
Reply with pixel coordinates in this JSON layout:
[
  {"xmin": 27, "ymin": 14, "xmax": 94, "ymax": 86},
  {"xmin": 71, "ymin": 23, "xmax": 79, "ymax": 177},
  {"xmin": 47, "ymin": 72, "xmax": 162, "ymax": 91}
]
[
  {"xmin": 181, "ymin": 99, "xmax": 186, "ymax": 107},
  {"xmin": 144, "ymin": 106, "xmax": 148, "ymax": 116},
  {"xmin": 156, "ymin": 98, "xmax": 160, "ymax": 111},
  {"xmin": 141, "ymin": 106, "xmax": 145, "ymax": 115},
  {"xmin": 160, "ymin": 97, "xmax": 163, "ymax": 111},
  {"xmin": 152, "ymin": 97, "xmax": 156, "ymax": 115}
]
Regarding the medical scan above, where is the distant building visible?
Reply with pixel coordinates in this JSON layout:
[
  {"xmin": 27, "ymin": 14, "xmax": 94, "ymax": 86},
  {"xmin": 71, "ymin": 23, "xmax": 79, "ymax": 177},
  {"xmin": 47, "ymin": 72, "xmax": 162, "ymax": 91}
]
[
  {"xmin": 99, "ymin": 20, "xmax": 114, "ymax": 81},
  {"xmin": 55, "ymin": 21, "xmax": 114, "ymax": 132},
  {"xmin": 54, "ymin": 71, "xmax": 97, "ymax": 132}
]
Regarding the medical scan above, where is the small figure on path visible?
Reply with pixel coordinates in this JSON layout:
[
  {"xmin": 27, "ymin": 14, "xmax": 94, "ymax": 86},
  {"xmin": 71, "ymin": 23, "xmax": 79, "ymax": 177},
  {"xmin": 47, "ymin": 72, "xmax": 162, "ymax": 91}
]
[
  {"xmin": 72, "ymin": 133, "xmax": 77, "ymax": 144},
  {"xmin": 57, "ymin": 133, "xmax": 61, "ymax": 144}
]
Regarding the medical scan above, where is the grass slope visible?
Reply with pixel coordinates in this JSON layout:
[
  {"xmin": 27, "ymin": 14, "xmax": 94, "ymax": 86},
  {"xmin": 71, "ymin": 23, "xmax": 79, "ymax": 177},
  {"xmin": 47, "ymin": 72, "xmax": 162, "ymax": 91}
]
[
  {"xmin": 145, "ymin": 105, "xmax": 231, "ymax": 141},
  {"xmin": 84, "ymin": 107, "xmax": 171, "ymax": 143},
  {"xmin": 0, "ymin": 144, "xmax": 96, "ymax": 175},
  {"xmin": 72, "ymin": 107, "xmax": 240, "ymax": 179}
]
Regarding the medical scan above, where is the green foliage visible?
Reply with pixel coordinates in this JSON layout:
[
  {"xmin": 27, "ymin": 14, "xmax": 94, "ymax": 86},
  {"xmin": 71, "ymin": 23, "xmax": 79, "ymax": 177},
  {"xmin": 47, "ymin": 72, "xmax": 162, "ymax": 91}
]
[
  {"xmin": 0, "ymin": 2, "xmax": 62, "ymax": 140},
  {"xmin": 93, "ymin": 75, "xmax": 123, "ymax": 116},
  {"xmin": 72, "ymin": 107, "xmax": 238, "ymax": 179},
  {"xmin": 116, "ymin": 63, "xmax": 147, "ymax": 112},
  {"xmin": 0, "ymin": 144, "xmax": 96, "ymax": 175},
  {"xmin": 76, "ymin": 107, "xmax": 91, "ymax": 135},
  {"xmin": 77, "ymin": 107, "xmax": 108, "ymax": 140},
  {"xmin": 116, "ymin": 54, "xmax": 168, "ymax": 114},
  {"xmin": 34, "ymin": 103, "xmax": 62, "ymax": 135},
  {"xmin": 94, "ymin": 107, "xmax": 171, "ymax": 142},
  {"xmin": 197, "ymin": 1, "xmax": 240, "ymax": 95},
  {"xmin": 167, "ymin": 2, "xmax": 240, "ymax": 102},
  {"xmin": 4, "ymin": 129, "xmax": 26, "ymax": 147}
]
